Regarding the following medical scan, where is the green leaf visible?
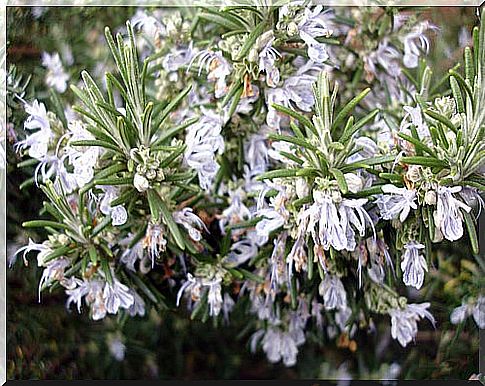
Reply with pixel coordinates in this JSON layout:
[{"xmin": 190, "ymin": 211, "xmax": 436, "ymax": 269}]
[
  {"xmin": 342, "ymin": 155, "xmax": 395, "ymax": 172},
  {"xmin": 351, "ymin": 186, "xmax": 385, "ymax": 197},
  {"xmin": 450, "ymin": 76, "xmax": 465, "ymax": 113},
  {"xmin": 158, "ymin": 145, "xmax": 187, "ymax": 168},
  {"xmin": 128, "ymin": 271, "xmax": 158, "ymax": 304},
  {"xmin": 94, "ymin": 163, "xmax": 127, "ymax": 180},
  {"xmin": 152, "ymin": 85, "xmax": 192, "ymax": 135},
  {"xmin": 152, "ymin": 117, "xmax": 199, "ymax": 147},
  {"xmin": 235, "ymin": 21, "xmax": 266, "ymax": 61},
  {"xmin": 94, "ymin": 177, "xmax": 133, "ymax": 186},
  {"xmin": 400, "ymin": 156, "xmax": 447, "ymax": 168},
  {"xmin": 49, "ymin": 90, "xmax": 67, "ymax": 128},
  {"xmin": 159, "ymin": 199, "xmax": 186, "ymax": 251},
  {"xmin": 329, "ymin": 168, "xmax": 348, "ymax": 194},
  {"xmin": 464, "ymin": 46, "xmax": 475, "ymax": 82},
  {"xmin": 449, "ymin": 69, "xmax": 474, "ymax": 101},
  {"xmin": 278, "ymin": 150, "xmax": 304, "ymax": 165},
  {"xmin": 293, "ymin": 195, "xmax": 312, "ymax": 209},
  {"xmin": 295, "ymin": 168, "xmax": 320, "ymax": 177},
  {"xmin": 239, "ymin": 268, "xmax": 265, "ymax": 283},
  {"xmin": 463, "ymin": 210, "xmax": 479, "ymax": 256},
  {"xmin": 227, "ymin": 216, "xmax": 262, "ymax": 230},
  {"xmin": 424, "ymin": 109, "xmax": 457, "ymax": 134},
  {"xmin": 271, "ymin": 104, "xmax": 316, "ymax": 134},
  {"xmin": 22, "ymin": 220, "xmax": 69, "ymax": 230},
  {"xmin": 268, "ymin": 133, "xmax": 317, "ymax": 151},
  {"xmin": 100, "ymin": 257, "xmax": 113, "ymax": 285},
  {"xmin": 88, "ymin": 245, "xmax": 98, "ymax": 264},
  {"xmin": 227, "ymin": 85, "xmax": 244, "ymax": 118},
  {"xmin": 92, "ymin": 214, "xmax": 113, "ymax": 237},
  {"xmin": 43, "ymin": 246, "xmax": 73, "ymax": 264},
  {"xmin": 333, "ymin": 88, "xmax": 371, "ymax": 130},
  {"xmin": 290, "ymin": 275, "xmax": 298, "ymax": 310},
  {"xmin": 256, "ymin": 169, "xmax": 298, "ymax": 181},
  {"xmin": 397, "ymin": 132, "xmax": 437, "ymax": 157},
  {"xmin": 70, "ymin": 140, "xmax": 124, "ymax": 155},
  {"xmin": 221, "ymin": 80, "xmax": 243, "ymax": 107},
  {"xmin": 199, "ymin": 11, "xmax": 245, "ymax": 31},
  {"xmin": 340, "ymin": 109, "xmax": 379, "ymax": 144}
]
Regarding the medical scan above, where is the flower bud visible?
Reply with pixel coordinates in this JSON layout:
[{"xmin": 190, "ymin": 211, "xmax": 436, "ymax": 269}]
[
  {"xmin": 344, "ymin": 173, "xmax": 363, "ymax": 193},
  {"xmin": 134, "ymin": 173, "xmax": 150, "ymax": 192},
  {"xmin": 287, "ymin": 22, "xmax": 298, "ymax": 37},
  {"xmin": 405, "ymin": 165, "xmax": 422, "ymax": 183},
  {"xmin": 248, "ymin": 47, "xmax": 259, "ymax": 63},
  {"xmin": 295, "ymin": 177, "xmax": 309, "ymax": 198},
  {"xmin": 424, "ymin": 190, "xmax": 436, "ymax": 205}
]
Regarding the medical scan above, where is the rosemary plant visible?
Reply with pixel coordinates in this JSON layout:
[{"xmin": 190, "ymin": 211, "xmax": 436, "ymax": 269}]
[{"xmin": 9, "ymin": 4, "xmax": 484, "ymax": 369}]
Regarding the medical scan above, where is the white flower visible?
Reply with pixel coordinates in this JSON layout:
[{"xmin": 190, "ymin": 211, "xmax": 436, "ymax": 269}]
[
  {"xmin": 400, "ymin": 105, "xmax": 429, "ymax": 139},
  {"xmin": 120, "ymin": 234, "xmax": 149, "ymax": 273},
  {"xmin": 364, "ymin": 38, "xmax": 401, "ymax": 79},
  {"xmin": 300, "ymin": 30, "xmax": 329, "ymax": 63},
  {"xmin": 38, "ymin": 258, "xmax": 70, "ymax": 301},
  {"xmin": 401, "ymin": 241, "xmax": 427, "ymax": 290},
  {"xmin": 472, "ymin": 296, "xmax": 484, "ymax": 329},
  {"xmin": 99, "ymin": 186, "xmax": 128, "ymax": 226},
  {"xmin": 300, "ymin": 192, "xmax": 347, "ymax": 251},
  {"xmin": 339, "ymin": 198, "xmax": 374, "ymax": 253},
  {"xmin": 41, "ymin": 52, "xmax": 69, "ymax": 93},
  {"xmin": 206, "ymin": 278, "xmax": 223, "ymax": 317},
  {"xmin": 390, "ymin": 302, "xmax": 435, "ymax": 347},
  {"xmin": 128, "ymin": 290, "xmax": 146, "ymax": 317},
  {"xmin": 401, "ymin": 21, "xmax": 436, "ymax": 68},
  {"xmin": 255, "ymin": 208, "xmax": 285, "ymax": 243},
  {"xmin": 295, "ymin": 177, "xmax": 310, "ymax": 198},
  {"xmin": 218, "ymin": 188, "xmax": 251, "ymax": 235},
  {"xmin": 267, "ymin": 140, "xmax": 296, "ymax": 164},
  {"xmin": 176, "ymin": 273, "xmax": 200, "ymax": 307},
  {"xmin": 16, "ymin": 100, "xmax": 53, "ymax": 161},
  {"xmin": 435, "ymin": 186, "xmax": 471, "ymax": 242},
  {"xmin": 65, "ymin": 121, "xmax": 100, "ymax": 188},
  {"xmin": 65, "ymin": 277, "xmax": 107, "ymax": 320},
  {"xmin": 300, "ymin": 193, "xmax": 372, "ymax": 252},
  {"xmin": 163, "ymin": 43, "xmax": 194, "ymax": 73},
  {"xmin": 14, "ymin": 238, "xmax": 53, "ymax": 267},
  {"xmin": 286, "ymin": 234, "xmax": 307, "ymax": 278},
  {"xmin": 107, "ymin": 335, "xmax": 126, "ymax": 362},
  {"xmin": 173, "ymin": 207, "xmax": 207, "ymax": 241},
  {"xmin": 131, "ymin": 9, "xmax": 165, "ymax": 38},
  {"xmin": 253, "ymin": 325, "xmax": 301, "ymax": 367},
  {"xmin": 319, "ymin": 274, "xmax": 347, "ymax": 311},
  {"xmin": 184, "ymin": 109, "xmax": 224, "ymax": 191},
  {"xmin": 191, "ymin": 50, "xmax": 231, "ymax": 98},
  {"xmin": 297, "ymin": 6, "xmax": 332, "ymax": 63},
  {"xmin": 143, "ymin": 223, "xmax": 167, "ymax": 267},
  {"xmin": 103, "ymin": 277, "xmax": 135, "ymax": 315},
  {"xmin": 376, "ymin": 184, "xmax": 417, "ymax": 222},
  {"xmin": 335, "ymin": 306, "xmax": 352, "ymax": 332},
  {"xmin": 223, "ymin": 239, "xmax": 258, "ymax": 267},
  {"xmin": 450, "ymin": 296, "xmax": 485, "ymax": 329},
  {"xmin": 265, "ymin": 61, "xmax": 318, "ymax": 130},
  {"xmin": 222, "ymin": 293, "xmax": 235, "ymax": 323},
  {"xmin": 244, "ymin": 133, "xmax": 268, "ymax": 176},
  {"xmin": 257, "ymin": 31, "xmax": 281, "ymax": 87}
]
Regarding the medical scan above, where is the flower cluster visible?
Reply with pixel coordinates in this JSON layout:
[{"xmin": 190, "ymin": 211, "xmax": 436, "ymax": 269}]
[{"xmin": 10, "ymin": 5, "xmax": 484, "ymax": 368}]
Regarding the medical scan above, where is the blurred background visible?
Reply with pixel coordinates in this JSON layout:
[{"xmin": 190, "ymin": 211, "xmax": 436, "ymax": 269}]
[{"xmin": 5, "ymin": 6, "xmax": 482, "ymax": 380}]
